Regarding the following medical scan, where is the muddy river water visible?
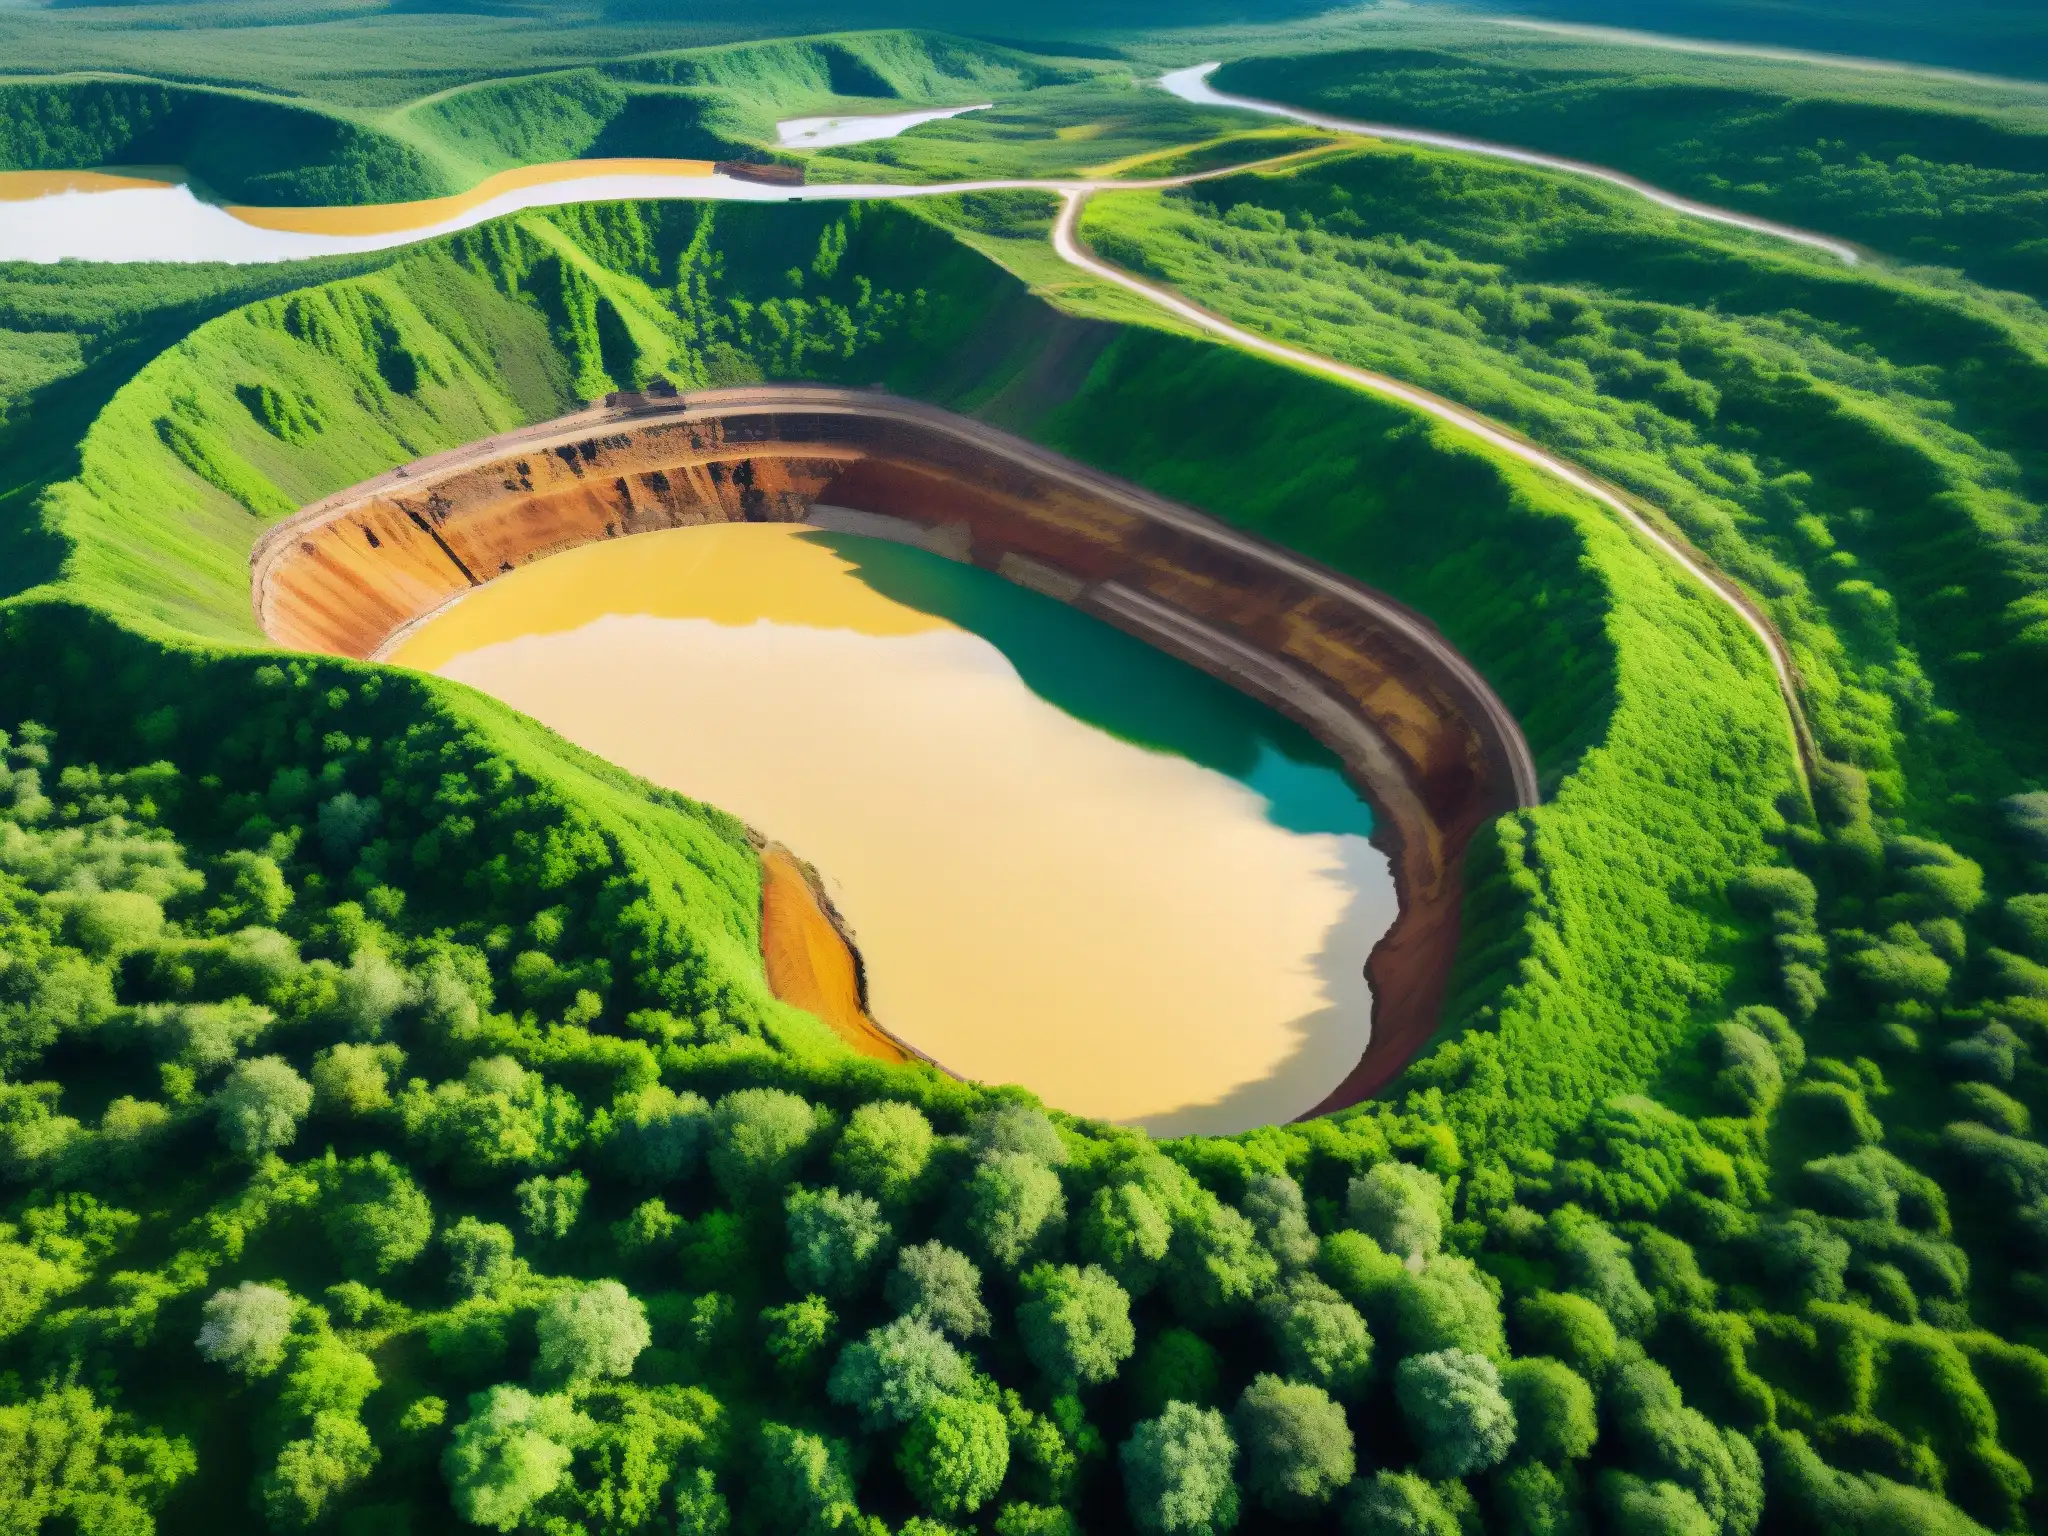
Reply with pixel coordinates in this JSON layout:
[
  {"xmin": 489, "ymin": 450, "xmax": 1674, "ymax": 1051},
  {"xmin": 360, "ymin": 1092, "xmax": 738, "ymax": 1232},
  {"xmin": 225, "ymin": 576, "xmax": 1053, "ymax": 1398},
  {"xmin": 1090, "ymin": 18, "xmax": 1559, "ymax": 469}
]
[{"xmin": 391, "ymin": 523, "xmax": 1394, "ymax": 1135}]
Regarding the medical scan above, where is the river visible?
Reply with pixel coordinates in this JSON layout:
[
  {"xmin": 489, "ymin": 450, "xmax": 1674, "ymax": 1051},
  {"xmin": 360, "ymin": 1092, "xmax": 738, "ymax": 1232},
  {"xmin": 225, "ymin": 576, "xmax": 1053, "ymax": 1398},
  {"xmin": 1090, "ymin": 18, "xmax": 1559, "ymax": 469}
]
[
  {"xmin": 0, "ymin": 63, "xmax": 1857, "ymax": 264},
  {"xmin": 390, "ymin": 522, "xmax": 1395, "ymax": 1136}
]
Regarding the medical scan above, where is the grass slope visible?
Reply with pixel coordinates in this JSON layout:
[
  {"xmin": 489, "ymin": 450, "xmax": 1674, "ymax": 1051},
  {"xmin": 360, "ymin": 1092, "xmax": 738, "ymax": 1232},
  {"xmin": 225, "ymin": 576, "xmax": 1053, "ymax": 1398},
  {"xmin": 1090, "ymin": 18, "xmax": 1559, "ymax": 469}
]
[
  {"xmin": 1213, "ymin": 44, "xmax": 2048, "ymax": 302},
  {"xmin": 1080, "ymin": 147, "xmax": 2048, "ymax": 840},
  {"xmin": 0, "ymin": 139, "xmax": 2042, "ymax": 1536},
  {"xmin": 15, "ymin": 192, "xmax": 1805, "ymax": 1168}
]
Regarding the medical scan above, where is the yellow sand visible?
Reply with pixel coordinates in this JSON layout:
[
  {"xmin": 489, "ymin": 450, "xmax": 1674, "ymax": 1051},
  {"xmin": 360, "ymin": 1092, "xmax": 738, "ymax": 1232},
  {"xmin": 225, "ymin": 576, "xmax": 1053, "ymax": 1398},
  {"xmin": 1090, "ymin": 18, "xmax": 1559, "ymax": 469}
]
[
  {"xmin": 392, "ymin": 524, "xmax": 1390, "ymax": 1133},
  {"xmin": 0, "ymin": 169, "xmax": 175, "ymax": 200},
  {"xmin": 225, "ymin": 158, "xmax": 718, "ymax": 235}
]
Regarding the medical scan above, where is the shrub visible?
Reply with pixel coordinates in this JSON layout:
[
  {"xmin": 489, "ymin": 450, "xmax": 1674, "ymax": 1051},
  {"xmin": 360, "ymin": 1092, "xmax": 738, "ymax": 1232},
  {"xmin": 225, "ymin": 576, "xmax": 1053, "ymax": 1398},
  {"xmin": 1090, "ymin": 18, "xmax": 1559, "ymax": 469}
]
[
  {"xmin": 965, "ymin": 1151, "xmax": 1065, "ymax": 1271},
  {"xmin": 756, "ymin": 1421, "xmax": 859, "ymax": 1536},
  {"xmin": 605, "ymin": 1085, "xmax": 707, "ymax": 1185},
  {"xmin": 515, "ymin": 1172, "xmax": 587, "ymax": 1241},
  {"xmin": 324, "ymin": 1151, "xmax": 433, "ymax": 1279},
  {"xmin": 969, "ymin": 1103, "xmax": 1068, "ymax": 1164},
  {"xmin": 442, "ymin": 1386, "xmax": 591, "ymax": 1532},
  {"xmin": 762, "ymin": 1294, "xmax": 836, "ymax": 1374},
  {"xmin": 535, "ymin": 1280, "xmax": 650, "ymax": 1383},
  {"xmin": 1551, "ymin": 1209, "xmax": 1655, "ymax": 1338},
  {"xmin": 834, "ymin": 1099, "xmax": 934, "ymax": 1201},
  {"xmin": 2006, "ymin": 894, "xmax": 2048, "ymax": 962},
  {"xmin": 1342, "ymin": 1471, "xmax": 1459, "ymax": 1535},
  {"xmin": 1261, "ymin": 1274, "xmax": 1372, "ymax": 1397},
  {"xmin": 1756, "ymin": 1213, "xmax": 1851, "ymax": 1304},
  {"xmin": 1599, "ymin": 1471, "xmax": 1715, "ymax": 1536},
  {"xmin": 1132, "ymin": 1327, "xmax": 1223, "ymax": 1417},
  {"xmin": 1241, "ymin": 1172, "xmax": 1317, "ymax": 1270},
  {"xmin": 1500, "ymin": 1357, "xmax": 1598, "ymax": 1463},
  {"xmin": 707, "ymin": 1087, "xmax": 818, "ymax": 1202},
  {"xmin": 1080, "ymin": 1179, "xmax": 1175, "ymax": 1295},
  {"xmin": 261, "ymin": 1411, "xmax": 376, "ymax": 1531},
  {"xmin": 1396, "ymin": 1253, "xmax": 1509, "ymax": 1362},
  {"xmin": 1802, "ymin": 1146, "xmax": 1948, "ymax": 1232},
  {"xmin": 215, "ymin": 1055, "xmax": 312, "ymax": 1159},
  {"xmin": 1606, "ymin": 1350, "xmax": 1763, "ymax": 1536},
  {"xmin": 1943, "ymin": 1024, "xmax": 2023, "ymax": 1086},
  {"xmin": 1493, "ymin": 1461, "xmax": 1585, "ymax": 1536},
  {"xmin": 1165, "ymin": 1200, "xmax": 1277, "ymax": 1323},
  {"xmin": 442, "ymin": 1217, "xmax": 517, "ymax": 1300},
  {"xmin": 1712, "ymin": 1023, "xmax": 1783, "ymax": 1116},
  {"xmin": 827, "ymin": 1315, "xmax": 972, "ymax": 1430},
  {"xmin": 61, "ymin": 890, "xmax": 163, "ymax": 958},
  {"xmin": 784, "ymin": 1185, "xmax": 893, "ymax": 1300},
  {"xmin": 887, "ymin": 1241, "xmax": 990, "ymax": 1340},
  {"xmin": 1347, "ymin": 1162, "xmax": 1444, "ymax": 1262},
  {"xmin": 310, "ymin": 1043, "xmax": 398, "ymax": 1117}
]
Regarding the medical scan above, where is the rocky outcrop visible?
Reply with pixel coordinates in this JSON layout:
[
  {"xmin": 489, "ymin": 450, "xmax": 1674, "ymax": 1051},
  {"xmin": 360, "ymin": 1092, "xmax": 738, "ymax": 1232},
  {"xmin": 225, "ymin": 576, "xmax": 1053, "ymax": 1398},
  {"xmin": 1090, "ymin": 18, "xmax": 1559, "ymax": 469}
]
[{"xmin": 253, "ymin": 385, "xmax": 1538, "ymax": 1113}]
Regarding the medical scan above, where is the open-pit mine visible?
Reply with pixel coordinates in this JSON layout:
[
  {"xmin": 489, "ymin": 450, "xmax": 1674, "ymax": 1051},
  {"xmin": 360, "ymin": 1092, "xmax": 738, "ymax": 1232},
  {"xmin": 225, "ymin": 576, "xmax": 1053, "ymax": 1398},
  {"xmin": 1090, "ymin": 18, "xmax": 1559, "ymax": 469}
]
[{"xmin": 252, "ymin": 386, "xmax": 1537, "ymax": 1131}]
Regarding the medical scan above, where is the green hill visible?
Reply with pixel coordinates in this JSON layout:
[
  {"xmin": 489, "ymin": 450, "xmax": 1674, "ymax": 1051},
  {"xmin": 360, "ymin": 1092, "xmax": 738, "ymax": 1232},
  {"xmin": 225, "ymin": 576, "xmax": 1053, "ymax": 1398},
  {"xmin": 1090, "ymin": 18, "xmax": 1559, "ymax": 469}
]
[
  {"xmin": 0, "ymin": 22, "xmax": 2046, "ymax": 1534},
  {"xmin": 0, "ymin": 33, "xmax": 1107, "ymax": 205},
  {"xmin": 1212, "ymin": 44, "xmax": 2048, "ymax": 302}
]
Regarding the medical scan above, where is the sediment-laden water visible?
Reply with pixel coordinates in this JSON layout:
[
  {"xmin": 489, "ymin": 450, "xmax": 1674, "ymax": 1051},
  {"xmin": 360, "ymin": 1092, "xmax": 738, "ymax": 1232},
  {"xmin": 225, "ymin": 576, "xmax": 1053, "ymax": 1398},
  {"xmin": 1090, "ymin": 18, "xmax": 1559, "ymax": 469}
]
[{"xmin": 391, "ymin": 523, "xmax": 1395, "ymax": 1134}]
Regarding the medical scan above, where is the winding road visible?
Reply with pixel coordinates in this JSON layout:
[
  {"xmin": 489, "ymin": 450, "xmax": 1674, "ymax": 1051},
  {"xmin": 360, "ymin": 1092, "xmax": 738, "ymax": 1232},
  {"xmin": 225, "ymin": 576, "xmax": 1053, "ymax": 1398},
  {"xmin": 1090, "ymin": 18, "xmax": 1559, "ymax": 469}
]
[
  {"xmin": 1049, "ymin": 185, "xmax": 1815, "ymax": 779},
  {"xmin": 1156, "ymin": 63, "xmax": 1862, "ymax": 266}
]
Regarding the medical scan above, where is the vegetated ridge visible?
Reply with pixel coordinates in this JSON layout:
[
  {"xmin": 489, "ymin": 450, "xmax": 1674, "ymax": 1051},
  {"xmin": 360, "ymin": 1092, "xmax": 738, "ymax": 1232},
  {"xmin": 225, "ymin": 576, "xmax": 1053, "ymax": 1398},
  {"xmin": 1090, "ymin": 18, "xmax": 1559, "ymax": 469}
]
[
  {"xmin": 0, "ymin": 27, "xmax": 2044, "ymax": 1536},
  {"xmin": 1213, "ymin": 44, "xmax": 2048, "ymax": 303},
  {"xmin": 0, "ymin": 32, "xmax": 1094, "ymax": 206}
]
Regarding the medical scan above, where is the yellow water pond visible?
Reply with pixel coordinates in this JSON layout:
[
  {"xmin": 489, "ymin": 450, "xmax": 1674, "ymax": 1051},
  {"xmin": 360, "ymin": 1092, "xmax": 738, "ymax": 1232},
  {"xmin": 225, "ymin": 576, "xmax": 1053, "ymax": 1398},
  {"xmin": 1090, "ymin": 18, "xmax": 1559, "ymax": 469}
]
[{"xmin": 392, "ymin": 523, "xmax": 1395, "ymax": 1134}]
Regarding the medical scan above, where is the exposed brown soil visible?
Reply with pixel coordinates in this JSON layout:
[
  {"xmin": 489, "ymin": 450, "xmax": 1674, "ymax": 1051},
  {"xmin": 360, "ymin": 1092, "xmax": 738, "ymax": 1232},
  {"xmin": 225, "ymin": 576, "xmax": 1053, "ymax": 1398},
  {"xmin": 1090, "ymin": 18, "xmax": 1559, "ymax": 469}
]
[
  {"xmin": 252, "ymin": 385, "xmax": 1539, "ymax": 1117},
  {"xmin": 759, "ymin": 844, "xmax": 906, "ymax": 1064}
]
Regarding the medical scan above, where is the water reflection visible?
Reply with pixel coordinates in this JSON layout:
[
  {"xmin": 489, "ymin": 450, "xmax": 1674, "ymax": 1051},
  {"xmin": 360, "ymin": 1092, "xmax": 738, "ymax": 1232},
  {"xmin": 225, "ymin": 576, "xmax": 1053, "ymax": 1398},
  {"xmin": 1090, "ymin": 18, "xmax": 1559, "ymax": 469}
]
[{"xmin": 391, "ymin": 524, "xmax": 1394, "ymax": 1131}]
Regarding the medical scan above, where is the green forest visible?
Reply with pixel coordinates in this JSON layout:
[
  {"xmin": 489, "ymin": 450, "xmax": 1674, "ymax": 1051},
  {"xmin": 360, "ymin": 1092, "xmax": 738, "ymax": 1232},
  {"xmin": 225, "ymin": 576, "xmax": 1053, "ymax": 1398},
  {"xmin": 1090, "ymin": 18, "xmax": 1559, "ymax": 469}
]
[{"xmin": 1, "ymin": 7, "xmax": 2047, "ymax": 1536}]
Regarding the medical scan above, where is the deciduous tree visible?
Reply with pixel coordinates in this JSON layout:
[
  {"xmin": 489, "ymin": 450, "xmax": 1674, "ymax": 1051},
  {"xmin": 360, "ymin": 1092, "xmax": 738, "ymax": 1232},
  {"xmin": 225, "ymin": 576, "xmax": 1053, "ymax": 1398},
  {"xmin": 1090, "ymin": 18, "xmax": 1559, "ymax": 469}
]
[
  {"xmin": 1017, "ymin": 1263, "xmax": 1134, "ymax": 1387},
  {"xmin": 1121, "ymin": 1402, "xmax": 1238, "ymax": 1536},
  {"xmin": 1233, "ymin": 1374, "xmax": 1354, "ymax": 1516},
  {"xmin": 1394, "ymin": 1348, "xmax": 1517, "ymax": 1478}
]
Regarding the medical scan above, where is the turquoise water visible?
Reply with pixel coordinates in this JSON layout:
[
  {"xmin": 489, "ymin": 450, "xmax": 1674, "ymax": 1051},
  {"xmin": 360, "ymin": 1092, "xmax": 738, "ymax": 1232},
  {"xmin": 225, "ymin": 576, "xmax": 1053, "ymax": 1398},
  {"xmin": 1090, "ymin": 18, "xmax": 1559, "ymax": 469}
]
[{"xmin": 809, "ymin": 530, "xmax": 1378, "ymax": 840}]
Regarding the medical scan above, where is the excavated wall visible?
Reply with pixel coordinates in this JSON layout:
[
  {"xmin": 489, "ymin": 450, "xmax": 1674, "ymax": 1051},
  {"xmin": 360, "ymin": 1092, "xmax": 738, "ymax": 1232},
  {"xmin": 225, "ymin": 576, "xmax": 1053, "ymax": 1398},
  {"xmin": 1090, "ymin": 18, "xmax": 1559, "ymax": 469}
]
[{"xmin": 252, "ymin": 385, "xmax": 1538, "ymax": 1112}]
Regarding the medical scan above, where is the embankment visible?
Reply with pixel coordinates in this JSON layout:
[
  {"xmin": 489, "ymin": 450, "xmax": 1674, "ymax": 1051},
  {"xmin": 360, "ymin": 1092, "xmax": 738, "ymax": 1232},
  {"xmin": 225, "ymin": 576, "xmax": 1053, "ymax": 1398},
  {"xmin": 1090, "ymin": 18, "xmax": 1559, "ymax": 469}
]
[{"xmin": 252, "ymin": 384, "xmax": 1537, "ymax": 1110}]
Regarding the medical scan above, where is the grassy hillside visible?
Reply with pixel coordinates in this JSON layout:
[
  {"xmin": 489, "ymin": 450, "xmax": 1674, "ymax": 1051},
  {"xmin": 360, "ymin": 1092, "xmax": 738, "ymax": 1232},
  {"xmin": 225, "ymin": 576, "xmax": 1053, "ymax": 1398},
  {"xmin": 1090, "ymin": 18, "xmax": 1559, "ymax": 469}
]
[
  {"xmin": 1212, "ymin": 45, "xmax": 2048, "ymax": 301},
  {"xmin": 1075, "ymin": 146, "xmax": 2048, "ymax": 1518},
  {"xmin": 0, "ymin": 191, "xmax": 1858, "ymax": 1534},
  {"xmin": 19, "ymin": 186, "xmax": 1809, "ymax": 1161},
  {"xmin": 0, "ymin": 76, "xmax": 455, "ymax": 203},
  {"xmin": 3, "ymin": 49, "xmax": 2047, "ymax": 1530},
  {"xmin": 1081, "ymin": 147, "xmax": 2048, "ymax": 834},
  {"xmin": 0, "ymin": 32, "xmax": 1220, "ymax": 204}
]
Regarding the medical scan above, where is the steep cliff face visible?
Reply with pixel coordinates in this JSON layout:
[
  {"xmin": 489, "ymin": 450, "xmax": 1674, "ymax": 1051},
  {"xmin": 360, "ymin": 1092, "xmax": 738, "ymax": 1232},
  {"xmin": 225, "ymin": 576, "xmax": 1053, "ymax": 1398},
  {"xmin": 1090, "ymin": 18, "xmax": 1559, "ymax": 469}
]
[{"xmin": 254, "ymin": 384, "xmax": 1538, "ymax": 1109}]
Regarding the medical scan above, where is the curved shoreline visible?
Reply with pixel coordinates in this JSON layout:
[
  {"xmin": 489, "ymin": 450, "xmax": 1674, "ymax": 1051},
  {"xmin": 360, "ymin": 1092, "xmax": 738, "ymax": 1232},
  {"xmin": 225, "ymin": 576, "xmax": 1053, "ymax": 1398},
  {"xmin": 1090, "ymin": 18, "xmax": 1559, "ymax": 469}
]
[
  {"xmin": 252, "ymin": 385, "xmax": 1537, "ymax": 1116},
  {"xmin": 758, "ymin": 842, "xmax": 912, "ymax": 1066}
]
